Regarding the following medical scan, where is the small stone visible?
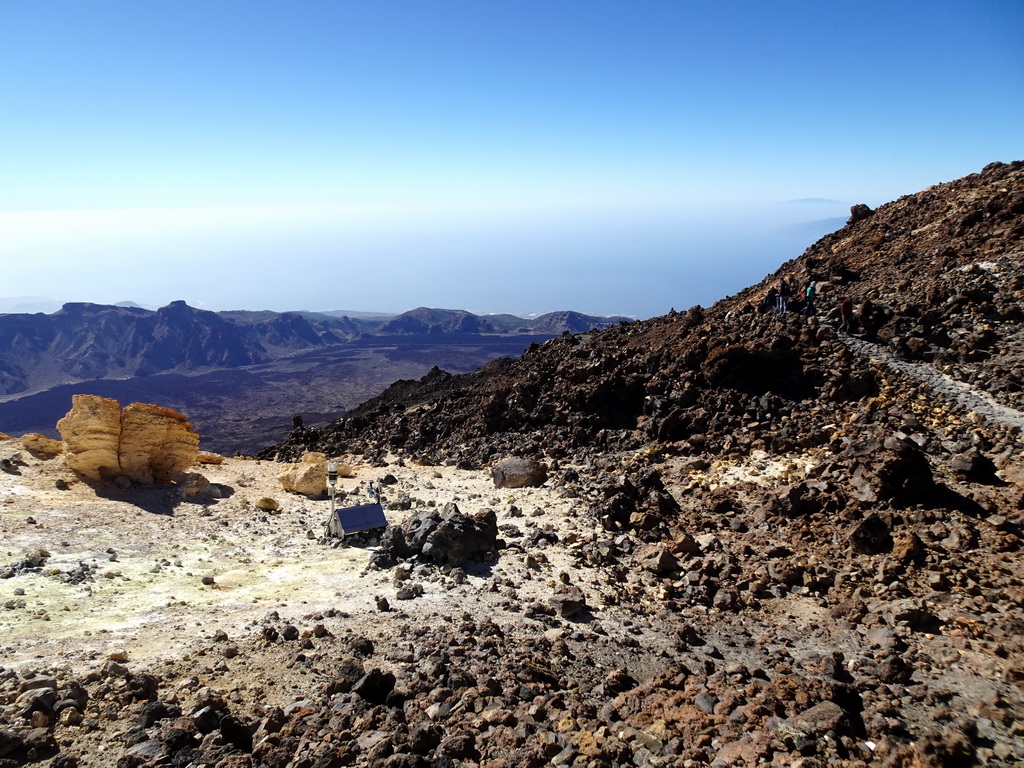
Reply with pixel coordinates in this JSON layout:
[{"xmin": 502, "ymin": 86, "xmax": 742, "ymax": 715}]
[{"xmin": 695, "ymin": 692, "xmax": 719, "ymax": 714}]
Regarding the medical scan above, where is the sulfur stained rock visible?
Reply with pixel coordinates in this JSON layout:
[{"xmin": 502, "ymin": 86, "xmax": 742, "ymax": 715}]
[
  {"xmin": 277, "ymin": 451, "xmax": 328, "ymax": 496},
  {"xmin": 174, "ymin": 472, "xmax": 213, "ymax": 499},
  {"xmin": 20, "ymin": 433, "xmax": 64, "ymax": 459},
  {"xmin": 57, "ymin": 395, "xmax": 199, "ymax": 484},
  {"xmin": 120, "ymin": 402, "xmax": 200, "ymax": 483},
  {"xmin": 57, "ymin": 395, "xmax": 122, "ymax": 481}
]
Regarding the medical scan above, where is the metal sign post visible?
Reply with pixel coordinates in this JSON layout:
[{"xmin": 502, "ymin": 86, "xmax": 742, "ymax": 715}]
[{"xmin": 324, "ymin": 461, "xmax": 345, "ymax": 540}]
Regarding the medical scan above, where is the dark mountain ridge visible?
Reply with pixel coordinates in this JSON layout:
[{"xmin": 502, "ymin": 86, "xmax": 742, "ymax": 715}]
[{"xmin": 0, "ymin": 303, "xmax": 628, "ymax": 398}]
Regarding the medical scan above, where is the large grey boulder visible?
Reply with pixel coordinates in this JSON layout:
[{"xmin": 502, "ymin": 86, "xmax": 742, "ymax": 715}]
[{"xmin": 491, "ymin": 457, "xmax": 548, "ymax": 488}]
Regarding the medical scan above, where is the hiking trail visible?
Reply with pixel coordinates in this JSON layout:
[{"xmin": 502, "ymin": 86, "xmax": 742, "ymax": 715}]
[{"xmin": 836, "ymin": 329, "xmax": 1024, "ymax": 435}]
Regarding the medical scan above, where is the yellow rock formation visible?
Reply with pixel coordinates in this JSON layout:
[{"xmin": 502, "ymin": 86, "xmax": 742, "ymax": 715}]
[
  {"xmin": 277, "ymin": 451, "xmax": 328, "ymax": 495},
  {"xmin": 57, "ymin": 394, "xmax": 199, "ymax": 483},
  {"xmin": 20, "ymin": 433, "xmax": 64, "ymax": 459}
]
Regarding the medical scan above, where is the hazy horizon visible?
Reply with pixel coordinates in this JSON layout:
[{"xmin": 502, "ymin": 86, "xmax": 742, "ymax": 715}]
[
  {"xmin": 2, "ymin": 1, "xmax": 1020, "ymax": 318},
  {"xmin": 1, "ymin": 197, "xmax": 856, "ymax": 318}
]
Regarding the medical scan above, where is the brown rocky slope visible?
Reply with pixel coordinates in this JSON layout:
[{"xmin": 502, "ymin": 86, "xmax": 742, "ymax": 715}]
[
  {"xmin": 262, "ymin": 161, "xmax": 1024, "ymax": 470},
  {"xmin": 257, "ymin": 161, "xmax": 1024, "ymax": 764}
]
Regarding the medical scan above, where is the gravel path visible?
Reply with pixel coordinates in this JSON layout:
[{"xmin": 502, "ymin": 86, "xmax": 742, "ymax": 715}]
[{"xmin": 837, "ymin": 330, "xmax": 1024, "ymax": 433}]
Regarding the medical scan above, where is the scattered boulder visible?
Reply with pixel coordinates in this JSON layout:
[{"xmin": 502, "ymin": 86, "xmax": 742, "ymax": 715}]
[
  {"xmin": 277, "ymin": 452, "xmax": 328, "ymax": 495},
  {"xmin": 549, "ymin": 585, "xmax": 587, "ymax": 618},
  {"xmin": 255, "ymin": 497, "xmax": 281, "ymax": 511},
  {"xmin": 491, "ymin": 457, "xmax": 548, "ymax": 488},
  {"xmin": 949, "ymin": 447, "xmax": 1000, "ymax": 484},
  {"xmin": 892, "ymin": 530, "xmax": 925, "ymax": 564},
  {"xmin": 848, "ymin": 203, "xmax": 874, "ymax": 224},
  {"xmin": 174, "ymin": 472, "xmax": 213, "ymax": 499},
  {"xmin": 850, "ymin": 514, "xmax": 893, "ymax": 555},
  {"xmin": 591, "ymin": 468, "xmax": 681, "ymax": 531},
  {"xmin": 885, "ymin": 723, "xmax": 975, "ymax": 767},
  {"xmin": 353, "ymin": 669, "xmax": 396, "ymax": 705},
  {"xmin": 848, "ymin": 442, "xmax": 934, "ymax": 504},
  {"xmin": 636, "ymin": 544, "xmax": 679, "ymax": 576},
  {"xmin": 371, "ymin": 502, "xmax": 498, "ymax": 568}
]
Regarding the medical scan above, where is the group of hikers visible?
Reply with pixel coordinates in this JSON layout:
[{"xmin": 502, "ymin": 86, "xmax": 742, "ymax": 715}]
[{"xmin": 762, "ymin": 277, "xmax": 856, "ymax": 332}]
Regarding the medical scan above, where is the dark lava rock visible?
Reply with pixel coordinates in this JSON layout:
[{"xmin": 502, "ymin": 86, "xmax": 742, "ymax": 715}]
[
  {"xmin": 0, "ymin": 730, "xmax": 23, "ymax": 759},
  {"xmin": 191, "ymin": 707, "xmax": 220, "ymax": 734},
  {"xmin": 325, "ymin": 658, "xmax": 366, "ymax": 695},
  {"xmin": 437, "ymin": 731, "xmax": 479, "ymax": 760},
  {"xmin": 353, "ymin": 669, "xmax": 396, "ymax": 705},
  {"xmin": 592, "ymin": 468, "xmax": 681, "ymax": 532},
  {"xmin": 850, "ymin": 514, "xmax": 894, "ymax": 555},
  {"xmin": 848, "ymin": 203, "xmax": 874, "ymax": 224},
  {"xmin": 371, "ymin": 502, "xmax": 498, "ymax": 567},
  {"xmin": 549, "ymin": 586, "xmax": 587, "ymax": 618},
  {"xmin": 848, "ymin": 443, "xmax": 935, "ymax": 505},
  {"xmin": 117, "ymin": 739, "xmax": 167, "ymax": 767},
  {"xmin": 137, "ymin": 700, "xmax": 181, "ymax": 728},
  {"xmin": 491, "ymin": 457, "xmax": 548, "ymax": 488},
  {"xmin": 218, "ymin": 714, "xmax": 253, "ymax": 752},
  {"xmin": 950, "ymin": 447, "xmax": 1000, "ymax": 484}
]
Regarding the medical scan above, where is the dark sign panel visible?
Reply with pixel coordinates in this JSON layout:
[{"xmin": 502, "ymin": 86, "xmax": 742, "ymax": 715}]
[{"xmin": 335, "ymin": 503, "xmax": 388, "ymax": 534}]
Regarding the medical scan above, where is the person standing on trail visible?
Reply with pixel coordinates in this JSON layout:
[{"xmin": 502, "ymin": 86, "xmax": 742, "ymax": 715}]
[
  {"xmin": 777, "ymin": 278, "xmax": 791, "ymax": 314},
  {"xmin": 839, "ymin": 297, "xmax": 853, "ymax": 332},
  {"xmin": 764, "ymin": 287, "xmax": 778, "ymax": 314},
  {"xmin": 803, "ymin": 281, "xmax": 817, "ymax": 316}
]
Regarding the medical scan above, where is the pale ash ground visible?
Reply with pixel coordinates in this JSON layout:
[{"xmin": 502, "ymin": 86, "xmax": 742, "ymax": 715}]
[
  {"xmin": 0, "ymin": 435, "xmax": 833, "ymax": 679},
  {"xmin": 0, "ymin": 447, "xmax": 598, "ymax": 676}
]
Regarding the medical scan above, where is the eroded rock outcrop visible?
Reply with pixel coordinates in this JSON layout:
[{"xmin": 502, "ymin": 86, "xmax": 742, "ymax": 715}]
[
  {"xmin": 19, "ymin": 433, "xmax": 63, "ymax": 459},
  {"xmin": 56, "ymin": 395, "xmax": 199, "ymax": 483}
]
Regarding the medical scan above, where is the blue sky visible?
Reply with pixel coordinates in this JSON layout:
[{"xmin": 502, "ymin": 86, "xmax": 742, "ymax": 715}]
[{"xmin": 1, "ymin": 1, "xmax": 1021, "ymax": 317}]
